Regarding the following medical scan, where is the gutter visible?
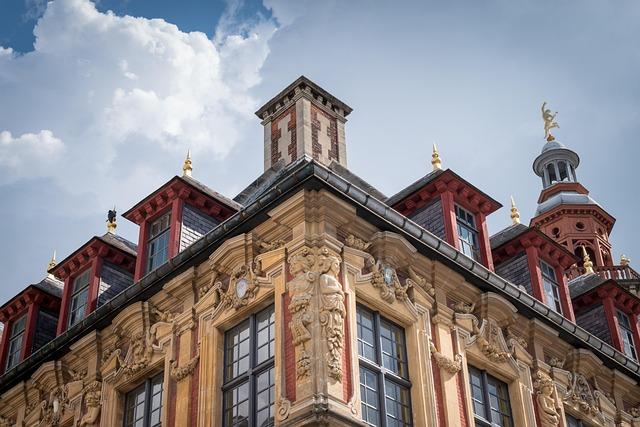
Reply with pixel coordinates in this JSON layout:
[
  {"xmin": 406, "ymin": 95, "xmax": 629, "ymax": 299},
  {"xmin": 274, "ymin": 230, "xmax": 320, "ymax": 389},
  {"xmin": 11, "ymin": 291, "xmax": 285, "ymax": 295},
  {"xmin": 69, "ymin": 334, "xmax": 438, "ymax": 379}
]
[{"xmin": 1, "ymin": 158, "xmax": 637, "ymax": 394}]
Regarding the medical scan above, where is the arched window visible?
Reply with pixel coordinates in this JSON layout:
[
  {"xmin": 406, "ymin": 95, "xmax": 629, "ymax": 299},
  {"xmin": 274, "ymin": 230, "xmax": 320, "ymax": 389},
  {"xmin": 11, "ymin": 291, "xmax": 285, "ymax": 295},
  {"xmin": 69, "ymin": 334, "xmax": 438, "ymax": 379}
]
[
  {"xmin": 558, "ymin": 161, "xmax": 569, "ymax": 181},
  {"xmin": 547, "ymin": 163, "xmax": 558, "ymax": 184}
]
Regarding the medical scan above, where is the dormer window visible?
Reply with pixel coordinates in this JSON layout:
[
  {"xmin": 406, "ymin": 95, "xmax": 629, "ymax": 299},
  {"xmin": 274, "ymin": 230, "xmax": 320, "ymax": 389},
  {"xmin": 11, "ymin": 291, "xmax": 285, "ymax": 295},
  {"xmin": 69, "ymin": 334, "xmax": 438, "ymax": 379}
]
[
  {"xmin": 617, "ymin": 310, "xmax": 638, "ymax": 360},
  {"xmin": 5, "ymin": 315, "xmax": 26, "ymax": 370},
  {"xmin": 68, "ymin": 269, "xmax": 91, "ymax": 327},
  {"xmin": 147, "ymin": 212, "xmax": 171, "ymax": 273},
  {"xmin": 455, "ymin": 205, "xmax": 480, "ymax": 261},
  {"xmin": 540, "ymin": 260, "xmax": 563, "ymax": 314}
]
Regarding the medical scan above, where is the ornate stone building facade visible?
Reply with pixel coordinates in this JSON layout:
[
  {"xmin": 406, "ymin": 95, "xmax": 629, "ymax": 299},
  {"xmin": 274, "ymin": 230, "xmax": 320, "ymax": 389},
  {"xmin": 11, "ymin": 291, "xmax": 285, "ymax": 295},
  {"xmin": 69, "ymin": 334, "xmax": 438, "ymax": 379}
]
[{"xmin": 0, "ymin": 76, "xmax": 639, "ymax": 427}]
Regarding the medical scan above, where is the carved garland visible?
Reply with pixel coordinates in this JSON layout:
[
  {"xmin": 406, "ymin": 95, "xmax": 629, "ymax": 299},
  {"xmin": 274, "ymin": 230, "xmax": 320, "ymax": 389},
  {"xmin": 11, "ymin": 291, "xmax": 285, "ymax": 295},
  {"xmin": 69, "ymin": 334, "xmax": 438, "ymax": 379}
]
[
  {"xmin": 371, "ymin": 262, "xmax": 410, "ymax": 303},
  {"xmin": 473, "ymin": 320, "xmax": 513, "ymax": 364},
  {"xmin": 429, "ymin": 338, "xmax": 462, "ymax": 374},
  {"xmin": 170, "ymin": 353, "xmax": 200, "ymax": 381}
]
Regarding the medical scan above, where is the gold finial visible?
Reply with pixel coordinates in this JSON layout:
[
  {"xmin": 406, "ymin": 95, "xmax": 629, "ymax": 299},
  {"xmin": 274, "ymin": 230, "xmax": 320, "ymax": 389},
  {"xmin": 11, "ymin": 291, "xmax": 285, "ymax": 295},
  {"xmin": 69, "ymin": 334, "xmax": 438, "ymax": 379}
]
[
  {"xmin": 47, "ymin": 250, "xmax": 57, "ymax": 274},
  {"xmin": 580, "ymin": 245, "xmax": 595, "ymax": 275},
  {"xmin": 541, "ymin": 102, "xmax": 560, "ymax": 142},
  {"xmin": 510, "ymin": 195, "xmax": 521, "ymax": 225},
  {"xmin": 621, "ymin": 254, "xmax": 630, "ymax": 266},
  {"xmin": 431, "ymin": 143, "xmax": 442, "ymax": 171},
  {"xmin": 107, "ymin": 207, "xmax": 117, "ymax": 234},
  {"xmin": 183, "ymin": 149, "xmax": 193, "ymax": 177}
]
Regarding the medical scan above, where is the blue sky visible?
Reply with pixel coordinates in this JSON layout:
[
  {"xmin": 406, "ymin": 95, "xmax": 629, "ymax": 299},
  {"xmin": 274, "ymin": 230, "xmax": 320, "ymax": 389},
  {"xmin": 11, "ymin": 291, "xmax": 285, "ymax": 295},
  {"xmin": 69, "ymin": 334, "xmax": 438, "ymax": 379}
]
[{"xmin": 1, "ymin": 0, "xmax": 639, "ymax": 302}]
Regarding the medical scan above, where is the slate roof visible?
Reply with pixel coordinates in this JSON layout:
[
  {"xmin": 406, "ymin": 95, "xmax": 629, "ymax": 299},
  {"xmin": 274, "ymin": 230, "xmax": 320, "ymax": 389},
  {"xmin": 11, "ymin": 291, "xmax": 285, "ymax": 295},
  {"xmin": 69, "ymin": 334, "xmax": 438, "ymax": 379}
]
[
  {"xmin": 569, "ymin": 274, "xmax": 608, "ymax": 299},
  {"xmin": 97, "ymin": 232, "xmax": 137, "ymax": 257},
  {"xmin": 32, "ymin": 276, "xmax": 64, "ymax": 298},
  {"xmin": 181, "ymin": 175, "xmax": 243, "ymax": 211},
  {"xmin": 490, "ymin": 223, "xmax": 530, "ymax": 249},
  {"xmin": 2, "ymin": 157, "xmax": 640, "ymax": 393},
  {"xmin": 385, "ymin": 169, "xmax": 443, "ymax": 206}
]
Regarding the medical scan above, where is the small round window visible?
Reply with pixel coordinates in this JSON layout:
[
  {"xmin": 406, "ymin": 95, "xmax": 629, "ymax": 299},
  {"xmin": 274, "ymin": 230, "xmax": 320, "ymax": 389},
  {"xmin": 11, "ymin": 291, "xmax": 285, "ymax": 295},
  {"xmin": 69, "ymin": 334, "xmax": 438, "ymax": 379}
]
[
  {"xmin": 575, "ymin": 222, "xmax": 585, "ymax": 231},
  {"xmin": 551, "ymin": 227, "xmax": 560, "ymax": 238}
]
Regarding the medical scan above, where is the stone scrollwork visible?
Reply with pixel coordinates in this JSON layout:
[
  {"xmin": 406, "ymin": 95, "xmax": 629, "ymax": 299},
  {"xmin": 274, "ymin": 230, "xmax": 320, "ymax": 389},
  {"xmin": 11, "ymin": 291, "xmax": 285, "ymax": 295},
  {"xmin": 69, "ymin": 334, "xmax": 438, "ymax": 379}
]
[
  {"xmin": 170, "ymin": 353, "xmax": 200, "ymax": 382},
  {"xmin": 0, "ymin": 416, "xmax": 14, "ymax": 427},
  {"xmin": 452, "ymin": 300, "xmax": 475, "ymax": 314},
  {"xmin": 429, "ymin": 338, "xmax": 462, "ymax": 374},
  {"xmin": 473, "ymin": 319, "xmax": 512, "ymax": 364},
  {"xmin": 563, "ymin": 372, "xmax": 600, "ymax": 417},
  {"xmin": 257, "ymin": 238, "xmax": 286, "ymax": 252},
  {"xmin": 630, "ymin": 406, "xmax": 640, "ymax": 418},
  {"xmin": 371, "ymin": 261, "xmax": 410, "ymax": 303},
  {"xmin": 275, "ymin": 395, "xmax": 291, "ymax": 421},
  {"xmin": 318, "ymin": 247, "xmax": 346, "ymax": 383},
  {"xmin": 78, "ymin": 380, "xmax": 102, "ymax": 427},
  {"xmin": 344, "ymin": 234, "xmax": 371, "ymax": 251},
  {"xmin": 506, "ymin": 327, "xmax": 528, "ymax": 351},
  {"xmin": 288, "ymin": 246, "xmax": 317, "ymax": 380},
  {"xmin": 533, "ymin": 371, "xmax": 560, "ymax": 427},
  {"xmin": 218, "ymin": 263, "xmax": 261, "ymax": 310},
  {"xmin": 407, "ymin": 266, "xmax": 435, "ymax": 297},
  {"xmin": 38, "ymin": 384, "xmax": 69, "ymax": 426}
]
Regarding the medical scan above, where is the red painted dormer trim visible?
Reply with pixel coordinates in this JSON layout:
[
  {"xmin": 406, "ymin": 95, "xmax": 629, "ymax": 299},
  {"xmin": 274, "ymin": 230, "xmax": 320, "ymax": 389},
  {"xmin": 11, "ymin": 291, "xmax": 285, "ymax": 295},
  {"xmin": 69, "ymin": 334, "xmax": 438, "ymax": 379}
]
[
  {"xmin": 574, "ymin": 281, "xmax": 640, "ymax": 357},
  {"xmin": 124, "ymin": 176, "xmax": 238, "ymax": 281},
  {"xmin": 52, "ymin": 236, "xmax": 136, "ymax": 335},
  {"xmin": 0, "ymin": 286, "xmax": 61, "ymax": 374},
  {"xmin": 493, "ymin": 227, "xmax": 578, "ymax": 321},
  {"xmin": 393, "ymin": 169, "xmax": 501, "ymax": 270}
]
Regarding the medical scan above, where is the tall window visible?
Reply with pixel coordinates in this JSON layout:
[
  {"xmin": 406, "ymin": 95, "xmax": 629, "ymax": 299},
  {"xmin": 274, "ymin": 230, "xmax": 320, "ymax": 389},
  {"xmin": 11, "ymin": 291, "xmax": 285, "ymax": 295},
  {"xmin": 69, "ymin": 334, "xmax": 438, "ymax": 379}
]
[
  {"xmin": 566, "ymin": 414, "xmax": 584, "ymax": 427},
  {"xmin": 616, "ymin": 310, "xmax": 638, "ymax": 360},
  {"xmin": 540, "ymin": 261, "xmax": 563, "ymax": 314},
  {"xmin": 68, "ymin": 268, "xmax": 91, "ymax": 328},
  {"xmin": 223, "ymin": 305, "xmax": 275, "ymax": 427},
  {"xmin": 468, "ymin": 366, "xmax": 513, "ymax": 427},
  {"xmin": 455, "ymin": 205, "xmax": 480, "ymax": 261},
  {"xmin": 357, "ymin": 305, "xmax": 412, "ymax": 427},
  {"xmin": 124, "ymin": 373, "xmax": 164, "ymax": 427},
  {"xmin": 5, "ymin": 315, "xmax": 27, "ymax": 370},
  {"xmin": 146, "ymin": 213, "xmax": 171, "ymax": 273}
]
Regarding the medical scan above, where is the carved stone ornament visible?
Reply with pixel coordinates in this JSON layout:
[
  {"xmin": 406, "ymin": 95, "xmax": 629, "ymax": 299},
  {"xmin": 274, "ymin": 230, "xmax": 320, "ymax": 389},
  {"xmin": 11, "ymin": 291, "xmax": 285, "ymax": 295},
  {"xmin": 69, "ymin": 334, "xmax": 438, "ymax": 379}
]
[
  {"xmin": 506, "ymin": 327, "xmax": 528, "ymax": 350},
  {"xmin": 452, "ymin": 300, "xmax": 475, "ymax": 314},
  {"xmin": 0, "ymin": 416, "xmax": 15, "ymax": 427},
  {"xmin": 630, "ymin": 406, "xmax": 640, "ymax": 418},
  {"xmin": 275, "ymin": 395, "xmax": 291, "ymax": 421},
  {"xmin": 78, "ymin": 380, "xmax": 102, "ymax": 427},
  {"xmin": 287, "ymin": 246, "xmax": 346, "ymax": 383},
  {"xmin": 38, "ymin": 384, "xmax": 69, "ymax": 426},
  {"xmin": 318, "ymin": 247, "xmax": 346, "ymax": 382},
  {"xmin": 371, "ymin": 261, "xmax": 410, "ymax": 303},
  {"xmin": 344, "ymin": 234, "xmax": 371, "ymax": 251},
  {"xmin": 429, "ymin": 338, "xmax": 462, "ymax": 374},
  {"xmin": 563, "ymin": 372, "xmax": 600, "ymax": 417},
  {"xmin": 170, "ymin": 353, "xmax": 200, "ymax": 381},
  {"xmin": 547, "ymin": 357, "xmax": 565, "ymax": 369},
  {"xmin": 288, "ymin": 246, "xmax": 316, "ymax": 380},
  {"xmin": 407, "ymin": 266, "xmax": 435, "ymax": 297},
  {"xmin": 533, "ymin": 371, "xmax": 560, "ymax": 427},
  {"xmin": 257, "ymin": 238, "xmax": 286, "ymax": 252},
  {"xmin": 215, "ymin": 262, "xmax": 261, "ymax": 310},
  {"xmin": 473, "ymin": 319, "xmax": 512, "ymax": 364}
]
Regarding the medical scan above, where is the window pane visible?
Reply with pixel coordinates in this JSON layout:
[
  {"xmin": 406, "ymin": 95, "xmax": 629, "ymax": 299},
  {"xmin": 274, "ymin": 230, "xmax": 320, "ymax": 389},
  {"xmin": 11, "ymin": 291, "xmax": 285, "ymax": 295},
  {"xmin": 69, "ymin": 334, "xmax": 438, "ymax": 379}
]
[
  {"xmin": 225, "ymin": 320, "xmax": 251, "ymax": 381},
  {"xmin": 359, "ymin": 367, "xmax": 380, "ymax": 426},
  {"xmin": 256, "ymin": 306, "xmax": 275, "ymax": 365},
  {"xmin": 6, "ymin": 334, "xmax": 24, "ymax": 369},
  {"xmin": 384, "ymin": 379, "xmax": 412, "ymax": 426},
  {"xmin": 468, "ymin": 366, "xmax": 487, "ymax": 420},
  {"xmin": 488, "ymin": 376, "xmax": 512, "ymax": 427},
  {"xmin": 124, "ymin": 385, "xmax": 146, "ymax": 427},
  {"xmin": 357, "ymin": 307, "xmax": 376, "ymax": 362},
  {"xmin": 10, "ymin": 316, "xmax": 27, "ymax": 336},
  {"xmin": 455, "ymin": 206, "xmax": 480, "ymax": 262},
  {"xmin": 255, "ymin": 367, "xmax": 275, "ymax": 427},
  {"xmin": 224, "ymin": 382, "xmax": 249, "ymax": 427},
  {"xmin": 68, "ymin": 288, "xmax": 89, "ymax": 327},
  {"xmin": 380, "ymin": 319, "xmax": 408, "ymax": 378}
]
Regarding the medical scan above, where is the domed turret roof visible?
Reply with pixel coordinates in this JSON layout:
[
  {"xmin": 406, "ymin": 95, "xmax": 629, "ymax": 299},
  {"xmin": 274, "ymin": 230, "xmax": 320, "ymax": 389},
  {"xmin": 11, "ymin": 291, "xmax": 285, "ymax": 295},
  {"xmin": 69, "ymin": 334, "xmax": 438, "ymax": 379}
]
[
  {"xmin": 540, "ymin": 140, "xmax": 566, "ymax": 153},
  {"xmin": 535, "ymin": 191, "xmax": 600, "ymax": 216}
]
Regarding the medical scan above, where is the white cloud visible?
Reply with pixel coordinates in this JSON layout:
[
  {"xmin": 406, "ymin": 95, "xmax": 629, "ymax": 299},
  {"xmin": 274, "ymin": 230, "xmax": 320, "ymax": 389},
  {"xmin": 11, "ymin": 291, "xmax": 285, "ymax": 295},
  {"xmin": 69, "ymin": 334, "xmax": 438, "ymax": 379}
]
[
  {"xmin": 0, "ymin": 0, "xmax": 276, "ymax": 207},
  {"xmin": 0, "ymin": 130, "xmax": 64, "ymax": 182}
]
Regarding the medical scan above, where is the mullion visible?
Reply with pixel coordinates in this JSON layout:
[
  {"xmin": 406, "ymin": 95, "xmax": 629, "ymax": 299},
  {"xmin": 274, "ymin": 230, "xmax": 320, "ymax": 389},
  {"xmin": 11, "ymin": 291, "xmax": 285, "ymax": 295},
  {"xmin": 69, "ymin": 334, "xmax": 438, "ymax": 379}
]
[{"xmin": 143, "ymin": 377, "xmax": 152, "ymax": 427}]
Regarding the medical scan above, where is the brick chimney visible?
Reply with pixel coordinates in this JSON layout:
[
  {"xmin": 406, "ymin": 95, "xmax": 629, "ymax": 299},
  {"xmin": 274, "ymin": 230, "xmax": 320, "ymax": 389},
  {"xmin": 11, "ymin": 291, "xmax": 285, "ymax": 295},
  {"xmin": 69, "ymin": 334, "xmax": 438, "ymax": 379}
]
[{"xmin": 255, "ymin": 76, "xmax": 352, "ymax": 171}]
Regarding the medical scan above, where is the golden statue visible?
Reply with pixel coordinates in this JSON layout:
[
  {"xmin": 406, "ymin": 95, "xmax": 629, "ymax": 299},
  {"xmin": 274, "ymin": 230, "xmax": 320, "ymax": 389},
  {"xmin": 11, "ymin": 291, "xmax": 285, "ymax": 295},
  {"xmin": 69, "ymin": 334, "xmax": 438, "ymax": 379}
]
[{"xmin": 541, "ymin": 102, "xmax": 559, "ymax": 141}]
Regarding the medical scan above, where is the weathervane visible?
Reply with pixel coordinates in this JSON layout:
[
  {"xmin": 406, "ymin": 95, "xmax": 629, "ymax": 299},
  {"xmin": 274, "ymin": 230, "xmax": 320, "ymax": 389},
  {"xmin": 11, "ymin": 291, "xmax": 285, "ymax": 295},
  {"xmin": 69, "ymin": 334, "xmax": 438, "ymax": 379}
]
[
  {"xmin": 541, "ymin": 102, "xmax": 559, "ymax": 142},
  {"xmin": 107, "ymin": 207, "xmax": 117, "ymax": 234}
]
